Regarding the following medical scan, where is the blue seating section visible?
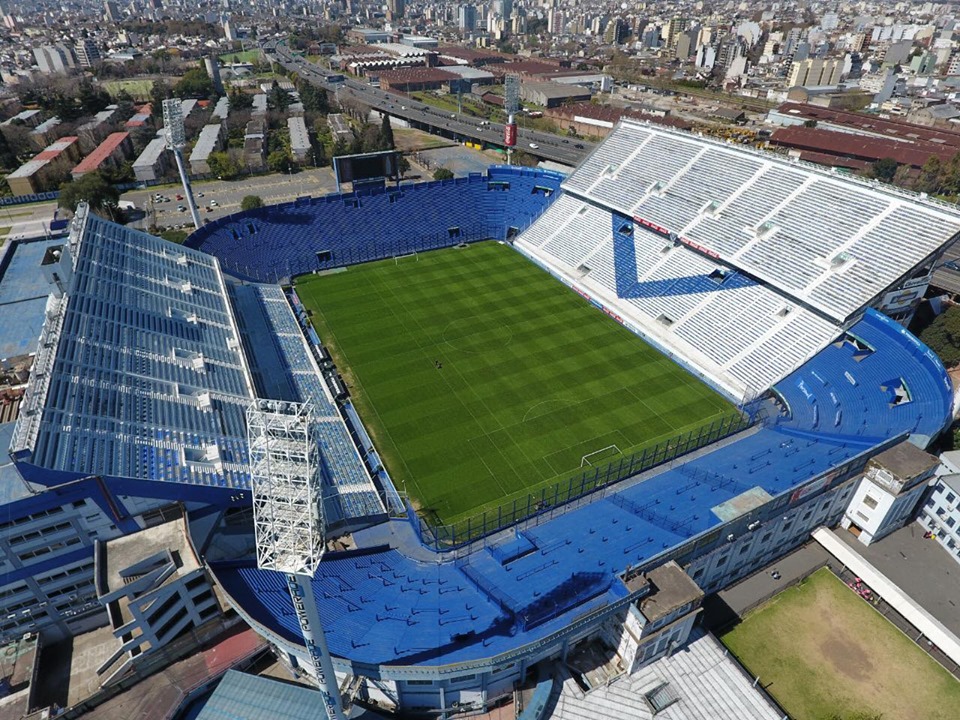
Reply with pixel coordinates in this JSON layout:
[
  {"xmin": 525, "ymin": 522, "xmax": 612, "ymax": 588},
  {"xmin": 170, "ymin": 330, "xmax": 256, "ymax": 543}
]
[
  {"xmin": 771, "ymin": 309, "xmax": 952, "ymax": 443},
  {"xmin": 186, "ymin": 167, "xmax": 566, "ymax": 282},
  {"xmin": 212, "ymin": 307, "xmax": 953, "ymax": 668}
]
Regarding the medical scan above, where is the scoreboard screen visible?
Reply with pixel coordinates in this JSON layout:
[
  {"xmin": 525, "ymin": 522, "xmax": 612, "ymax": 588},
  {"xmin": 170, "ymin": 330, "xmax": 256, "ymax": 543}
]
[{"xmin": 333, "ymin": 150, "xmax": 401, "ymax": 185}]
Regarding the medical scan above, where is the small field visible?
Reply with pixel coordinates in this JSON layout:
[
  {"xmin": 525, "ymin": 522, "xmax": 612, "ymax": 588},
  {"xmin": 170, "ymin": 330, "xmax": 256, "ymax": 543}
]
[
  {"xmin": 297, "ymin": 242, "xmax": 732, "ymax": 524},
  {"xmin": 721, "ymin": 568, "xmax": 960, "ymax": 720},
  {"xmin": 393, "ymin": 128, "xmax": 456, "ymax": 153},
  {"xmin": 219, "ymin": 49, "xmax": 261, "ymax": 64},
  {"xmin": 102, "ymin": 79, "xmax": 153, "ymax": 100}
]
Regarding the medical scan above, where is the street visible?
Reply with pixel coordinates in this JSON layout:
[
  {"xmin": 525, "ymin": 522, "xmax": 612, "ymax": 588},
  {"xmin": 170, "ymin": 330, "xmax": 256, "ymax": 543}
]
[{"xmin": 122, "ymin": 167, "xmax": 340, "ymax": 230}]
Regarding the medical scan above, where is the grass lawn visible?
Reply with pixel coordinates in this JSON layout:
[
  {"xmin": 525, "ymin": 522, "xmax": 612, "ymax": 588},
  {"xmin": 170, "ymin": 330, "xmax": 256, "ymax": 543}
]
[
  {"xmin": 102, "ymin": 79, "xmax": 153, "ymax": 100},
  {"xmin": 393, "ymin": 128, "xmax": 456, "ymax": 153},
  {"xmin": 219, "ymin": 49, "xmax": 261, "ymax": 64},
  {"xmin": 297, "ymin": 242, "xmax": 733, "ymax": 524},
  {"xmin": 721, "ymin": 568, "xmax": 960, "ymax": 720}
]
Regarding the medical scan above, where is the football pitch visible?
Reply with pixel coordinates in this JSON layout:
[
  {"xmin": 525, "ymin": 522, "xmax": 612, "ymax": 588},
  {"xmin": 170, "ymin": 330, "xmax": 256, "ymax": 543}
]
[{"xmin": 297, "ymin": 242, "xmax": 734, "ymax": 524}]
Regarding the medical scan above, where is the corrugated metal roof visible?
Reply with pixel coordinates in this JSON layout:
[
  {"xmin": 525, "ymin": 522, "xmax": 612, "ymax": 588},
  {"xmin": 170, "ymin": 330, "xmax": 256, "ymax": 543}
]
[
  {"xmin": 195, "ymin": 670, "xmax": 329, "ymax": 720},
  {"xmin": 7, "ymin": 137, "xmax": 79, "ymax": 178}
]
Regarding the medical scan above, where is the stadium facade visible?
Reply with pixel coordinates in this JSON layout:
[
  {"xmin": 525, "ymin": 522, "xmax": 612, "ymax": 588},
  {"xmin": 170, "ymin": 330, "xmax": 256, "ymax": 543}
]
[{"xmin": 0, "ymin": 124, "xmax": 958, "ymax": 715}]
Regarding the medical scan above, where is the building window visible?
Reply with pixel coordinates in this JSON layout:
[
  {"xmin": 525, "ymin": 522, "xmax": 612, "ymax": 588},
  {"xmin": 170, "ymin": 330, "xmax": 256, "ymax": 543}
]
[
  {"xmin": 948, "ymin": 493, "xmax": 957, "ymax": 505},
  {"xmin": 863, "ymin": 495, "xmax": 878, "ymax": 510}
]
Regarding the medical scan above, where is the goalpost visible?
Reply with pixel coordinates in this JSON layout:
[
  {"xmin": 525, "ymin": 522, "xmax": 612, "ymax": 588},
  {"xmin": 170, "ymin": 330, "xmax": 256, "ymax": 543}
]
[
  {"xmin": 394, "ymin": 251, "xmax": 419, "ymax": 265},
  {"xmin": 581, "ymin": 444, "xmax": 622, "ymax": 468}
]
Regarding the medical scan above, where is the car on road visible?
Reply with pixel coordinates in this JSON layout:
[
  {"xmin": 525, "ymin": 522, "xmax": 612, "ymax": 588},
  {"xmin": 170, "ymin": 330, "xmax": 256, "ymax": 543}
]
[
  {"xmin": 176, "ymin": 194, "xmax": 183, "ymax": 201},
  {"xmin": 177, "ymin": 205, "xmax": 186, "ymax": 212},
  {"xmin": 196, "ymin": 192, "xmax": 204, "ymax": 198},
  {"xmin": 575, "ymin": 143, "xmax": 585, "ymax": 149},
  {"xmin": 529, "ymin": 143, "xmax": 539, "ymax": 149},
  {"xmin": 210, "ymin": 200, "xmax": 219, "ymax": 207}
]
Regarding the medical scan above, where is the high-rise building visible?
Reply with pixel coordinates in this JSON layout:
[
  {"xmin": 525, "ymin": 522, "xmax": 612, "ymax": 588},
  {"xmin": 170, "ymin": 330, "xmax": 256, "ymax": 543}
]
[
  {"xmin": 666, "ymin": 16, "xmax": 688, "ymax": 47},
  {"xmin": 34, "ymin": 44, "xmax": 76, "ymax": 74},
  {"xmin": 387, "ymin": 0, "xmax": 404, "ymax": 21},
  {"xmin": 605, "ymin": 17, "xmax": 627, "ymax": 45},
  {"xmin": 787, "ymin": 57, "xmax": 843, "ymax": 88},
  {"xmin": 204, "ymin": 56, "xmax": 224, "ymax": 95},
  {"xmin": 223, "ymin": 19, "xmax": 237, "ymax": 42},
  {"xmin": 74, "ymin": 39, "xmax": 101, "ymax": 68},
  {"xmin": 459, "ymin": 4, "xmax": 477, "ymax": 32},
  {"xmin": 104, "ymin": 0, "xmax": 121, "ymax": 22}
]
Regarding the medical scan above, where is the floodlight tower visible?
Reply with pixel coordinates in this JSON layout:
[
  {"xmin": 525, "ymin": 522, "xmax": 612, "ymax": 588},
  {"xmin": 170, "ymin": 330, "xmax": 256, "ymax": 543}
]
[
  {"xmin": 504, "ymin": 74, "xmax": 520, "ymax": 166},
  {"xmin": 162, "ymin": 98, "xmax": 203, "ymax": 231},
  {"xmin": 248, "ymin": 399, "xmax": 347, "ymax": 720}
]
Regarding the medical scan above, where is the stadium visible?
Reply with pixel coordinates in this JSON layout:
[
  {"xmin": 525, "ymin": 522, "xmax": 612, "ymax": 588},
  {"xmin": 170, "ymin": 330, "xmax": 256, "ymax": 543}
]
[{"xmin": 2, "ymin": 119, "xmax": 959, "ymax": 717}]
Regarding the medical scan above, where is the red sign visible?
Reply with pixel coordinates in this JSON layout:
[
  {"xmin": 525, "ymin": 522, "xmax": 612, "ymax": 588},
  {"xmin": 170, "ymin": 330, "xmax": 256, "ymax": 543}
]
[
  {"xmin": 504, "ymin": 123, "xmax": 517, "ymax": 147},
  {"xmin": 679, "ymin": 237, "xmax": 720, "ymax": 259}
]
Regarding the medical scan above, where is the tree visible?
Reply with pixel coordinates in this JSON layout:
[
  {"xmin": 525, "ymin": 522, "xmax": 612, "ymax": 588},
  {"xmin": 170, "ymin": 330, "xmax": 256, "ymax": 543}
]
[
  {"xmin": 0, "ymin": 129, "xmax": 18, "ymax": 171},
  {"xmin": 298, "ymin": 83, "xmax": 328, "ymax": 113},
  {"xmin": 150, "ymin": 80, "xmax": 172, "ymax": 114},
  {"xmin": 267, "ymin": 81, "xmax": 291, "ymax": 111},
  {"xmin": 433, "ymin": 167, "xmax": 454, "ymax": 180},
  {"xmin": 228, "ymin": 87, "xmax": 253, "ymax": 110},
  {"xmin": 207, "ymin": 151, "xmax": 242, "ymax": 180},
  {"xmin": 267, "ymin": 149, "xmax": 294, "ymax": 173},
  {"xmin": 241, "ymin": 195, "xmax": 264, "ymax": 211},
  {"xmin": 379, "ymin": 113, "xmax": 395, "ymax": 150},
  {"xmin": 918, "ymin": 305, "xmax": 960, "ymax": 366},
  {"xmin": 917, "ymin": 155, "xmax": 943, "ymax": 194},
  {"xmin": 869, "ymin": 157, "xmax": 899, "ymax": 183},
  {"xmin": 77, "ymin": 79, "xmax": 112, "ymax": 115},
  {"xmin": 58, "ymin": 172, "xmax": 120, "ymax": 219},
  {"xmin": 174, "ymin": 67, "xmax": 214, "ymax": 99}
]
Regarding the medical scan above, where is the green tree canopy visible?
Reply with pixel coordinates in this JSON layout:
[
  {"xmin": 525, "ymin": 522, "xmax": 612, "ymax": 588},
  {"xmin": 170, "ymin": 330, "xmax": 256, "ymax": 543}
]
[
  {"xmin": 58, "ymin": 172, "xmax": 120, "ymax": 219},
  {"xmin": 917, "ymin": 305, "xmax": 960, "ymax": 366},
  {"xmin": 433, "ymin": 167, "xmax": 454, "ymax": 180},
  {"xmin": 379, "ymin": 114, "xmax": 395, "ymax": 150},
  {"xmin": 207, "ymin": 151, "xmax": 242, "ymax": 179},
  {"xmin": 240, "ymin": 195, "xmax": 264, "ymax": 211},
  {"xmin": 228, "ymin": 86, "xmax": 253, "ymax": 110},
  {"xmin": 174, "ymin": 67, "xmax": 214, "ymax": 99},
  {"xmin": 268, "ymin": 81, "xmax": 291, "ymax": 111},
  {"xmin": 869, "ymin": 157, "xmax": 899, "ymax": 183},
  {"xmin": 267, "ymin": 149, "xmax": 294, "ymax": 173}
]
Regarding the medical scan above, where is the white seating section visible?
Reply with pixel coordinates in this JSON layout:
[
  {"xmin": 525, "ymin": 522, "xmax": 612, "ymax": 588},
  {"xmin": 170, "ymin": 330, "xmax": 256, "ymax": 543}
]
[{"xmin": 564, "ymin": 120, "xmax": 960, "ymax": 322}]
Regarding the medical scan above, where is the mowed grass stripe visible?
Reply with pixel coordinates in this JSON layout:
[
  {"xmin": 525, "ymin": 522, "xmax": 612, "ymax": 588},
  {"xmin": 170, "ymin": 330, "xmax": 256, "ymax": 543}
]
[{"xmin": 298, "ymin": 242, "xmax": 734, "ymax": 524}]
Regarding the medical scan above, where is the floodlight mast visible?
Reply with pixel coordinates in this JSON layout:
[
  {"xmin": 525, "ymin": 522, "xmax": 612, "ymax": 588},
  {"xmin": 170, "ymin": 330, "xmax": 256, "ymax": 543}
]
[
  {"xmin": 248, "ymin": 399, "xmax": 347, "ymax": 720},
  {"xmin": 162, "ymin": 98, "xmax": 203, "ymax": 231}
]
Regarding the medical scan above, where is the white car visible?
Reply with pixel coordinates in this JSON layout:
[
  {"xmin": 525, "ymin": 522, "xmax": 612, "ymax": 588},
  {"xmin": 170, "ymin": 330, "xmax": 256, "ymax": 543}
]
[
  {"xmin": 210, "ymin": 200, "xmax": 219, "ymax": 207},
  {"xmin": 529, "ymin": 142, "xmax": 539, "ymax": 149}
]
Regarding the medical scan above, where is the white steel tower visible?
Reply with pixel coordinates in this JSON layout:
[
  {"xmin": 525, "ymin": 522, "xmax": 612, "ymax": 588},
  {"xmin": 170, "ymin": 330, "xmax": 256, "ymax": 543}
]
[
  {"xmin": 162, "ymin": 98, "xmax": 203, "ymax": 231},
  {"xmin": 248, "ymin": 399, "xmax": 347, "ymax": 720}
]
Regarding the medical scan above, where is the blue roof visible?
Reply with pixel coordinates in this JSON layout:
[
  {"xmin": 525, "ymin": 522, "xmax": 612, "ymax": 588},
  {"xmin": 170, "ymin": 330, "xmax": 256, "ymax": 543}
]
[
  {"xmin": 11, "ymin": 212, "xmax": 256, "ymax": 489},
  {"xmin": 194, "ymin": 670, "xmax": 328, "ymax": 720},
  {"xmin": 211, "ymin": 308, "xmax": 953, "ymax": 668}
]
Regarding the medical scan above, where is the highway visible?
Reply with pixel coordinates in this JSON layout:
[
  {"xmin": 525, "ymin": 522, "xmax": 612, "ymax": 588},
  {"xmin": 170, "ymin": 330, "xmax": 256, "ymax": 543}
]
[{"xmin": 267, "ymin": 42, "xmax": 593, "ymax": 167}]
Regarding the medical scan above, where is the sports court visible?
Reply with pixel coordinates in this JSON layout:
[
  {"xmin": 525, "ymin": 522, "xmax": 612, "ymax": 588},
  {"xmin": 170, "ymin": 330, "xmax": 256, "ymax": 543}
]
[{"xmin": 297, "ymin": 241, "xmax": 733, "ymax": 523}]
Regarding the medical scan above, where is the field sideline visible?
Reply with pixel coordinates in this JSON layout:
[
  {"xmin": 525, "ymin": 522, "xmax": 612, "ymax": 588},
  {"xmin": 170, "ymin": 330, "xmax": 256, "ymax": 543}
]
[
  {"xmin": 297, "ymin": 242, "xmax": 733, "ymax": 524},
  {"xmin": 721, "ymin": 568, "xmax": 960, "ymax": 720}
]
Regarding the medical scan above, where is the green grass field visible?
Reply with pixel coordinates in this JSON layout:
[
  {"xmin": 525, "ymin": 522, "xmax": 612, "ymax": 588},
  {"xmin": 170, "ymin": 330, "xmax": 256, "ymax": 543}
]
[
  {"xmin": 219, "ymin": 49, "xmax": 261, "ymax": 64},
  {"xmin": 297, "ymin": 242, "xmax": 733, "ymax": 524},
  {"xmin": 102, "ymin": 79, "xmax": 154, "ymax": 101},
  {"xmin": 721, "ymin": 568, "xmax": 960, "ymax": 720}
]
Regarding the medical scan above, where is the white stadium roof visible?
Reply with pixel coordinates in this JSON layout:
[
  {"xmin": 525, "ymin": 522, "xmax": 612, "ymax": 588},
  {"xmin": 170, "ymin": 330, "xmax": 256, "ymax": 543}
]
[{"xmin": 563, "ymin": 120, "xmax": 960, "ymax": 323}]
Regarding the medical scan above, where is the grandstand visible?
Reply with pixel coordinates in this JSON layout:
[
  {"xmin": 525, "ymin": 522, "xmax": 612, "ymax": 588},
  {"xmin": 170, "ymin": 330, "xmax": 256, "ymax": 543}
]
[
  {"xmin": 186, "ymin": 166, "xmax": 565, "ymax": 282},
  {"xmin": 3, "ymin": 123, "xmax": 960, "ymax": 716},
  {"xmin": 516, "ymin": 120, "xmax": 960, "ymax": 399},
  {"xmin": 8, "ymin": 205, "xmax": 384, "ymax": 524}
]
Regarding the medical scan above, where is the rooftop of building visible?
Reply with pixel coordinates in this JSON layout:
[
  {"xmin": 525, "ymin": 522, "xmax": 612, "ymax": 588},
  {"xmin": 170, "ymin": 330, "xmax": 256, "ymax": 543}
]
[
  {"xmin": 0, "ymin": 237, "xmax": 66, "ymax": 362},
  {"xmin": 72, "ymin": 131, "xmax": 129, "ymax": 174},
  {"xmin": 522, "ymin": 80, "xmax": 592, "ymax": 99},
  {"xmin": 195, "ymin": 670, "xmax": 332, "ymax": 720},
  {"xmin": 9, "ymin": 207, "xmax": 256, "ymax": 489},
  {"xmin": 379, "ymin": 66, "xmax": 456, "ymax": 84},
  {"xmin": 869, "ymin": 440, "xmax": 939, "ymax": 482},
  {"xmin": 636, "ymin": 561, "xmax": 704, "ymax": 623},
  {"xmin": 769, "ymin": 125, "xmax": 955, "ymax": 167},
  {"xmin": 0, "ymin": 633, "xmax": 39, "ymax": 720},
  {"xmin": 6, "ymin": 136, "xmax": 79, "ymax": 179}
]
